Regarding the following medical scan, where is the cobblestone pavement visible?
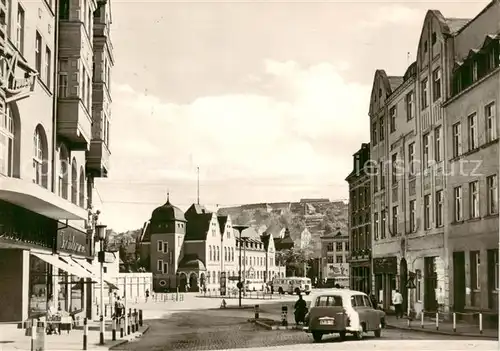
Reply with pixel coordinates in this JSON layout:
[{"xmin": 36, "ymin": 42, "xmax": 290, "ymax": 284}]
[{"xmin": 117, "ymin": 309, "xmax": 482, "ymax": 351}]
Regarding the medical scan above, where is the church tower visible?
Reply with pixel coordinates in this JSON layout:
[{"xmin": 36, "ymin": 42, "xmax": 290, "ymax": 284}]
[{"xmin": 149, "ymin": 194, "xmax": 186, "ymax": 292}]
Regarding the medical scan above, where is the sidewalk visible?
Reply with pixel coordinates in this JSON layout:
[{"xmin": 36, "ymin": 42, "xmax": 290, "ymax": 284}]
[
  {"xmin": 385, "ymin": 315, "xmax": 498, "ymax": 339},
  {"xmin": 0, "ymin": 322, "xmax": 148, "ymax": 350}
]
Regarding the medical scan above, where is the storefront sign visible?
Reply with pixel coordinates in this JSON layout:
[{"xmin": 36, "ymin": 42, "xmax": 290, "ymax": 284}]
[
  {"xmin": 1, "ymin": 51, "xmax": 37, "ymax": 102},
  {"xmin": 326, "ymin": 263, "xmax": 349, "ymax": 278},
  {"xmin": 373, "ymin": 257, "xmax": 397, "ymax": 274},
  {"xmin": 56, "ymin": 227, "xmax": 88, "ymax": 256}
]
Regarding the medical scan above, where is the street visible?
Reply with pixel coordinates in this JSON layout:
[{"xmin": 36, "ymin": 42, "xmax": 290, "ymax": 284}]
[{"xmin": 117, "ymin": 308, "xmax": 493, "ymax": 351}]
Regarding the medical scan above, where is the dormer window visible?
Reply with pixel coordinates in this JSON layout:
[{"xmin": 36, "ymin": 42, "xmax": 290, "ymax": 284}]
[
  {"xmin": 472, "ymin": 61, "xmax": 478, "ymax": 82},
  {"xmin": 431, "ymin": 32, "xmax": 437, "ymax": 45}
]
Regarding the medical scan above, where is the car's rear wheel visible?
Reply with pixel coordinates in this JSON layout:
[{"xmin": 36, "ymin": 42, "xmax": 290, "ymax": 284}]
[
  {"xmin": 338, "ymin": 331, "xmax": 346, "ymax": 340},
  {"xmin": 354, "ymin": 331, "xmax": 363, "ymax": 340},
  {"xmin": 305, "ymin": 291, "xmax": 310, "ymax": 295},
  {"xmin": 278, "ymin": 287, "xmax": 284, "ymax": 294},
  {"xmin": 312, "ymin": 331, "xmax": 323, "ymax": 342}
]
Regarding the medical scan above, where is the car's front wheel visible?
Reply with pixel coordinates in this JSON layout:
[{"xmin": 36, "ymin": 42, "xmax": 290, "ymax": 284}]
[
  {"xmin": 353, "ymin": 331, "xmax": 363, "ymax": 340},
  {"xmin": 312, "ymin": 331, "xmax": 323, "ymax": 342}
]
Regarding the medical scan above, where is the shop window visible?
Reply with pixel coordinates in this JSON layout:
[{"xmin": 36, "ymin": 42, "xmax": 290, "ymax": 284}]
[
  {"xmin": 57, "ymin": 270, "xmax": 68, "ymax": 311},
  {"xmin": 70, "ymin": 276, "xmax": 84, "ymax": 313},
  {"xmin": 29, "ymin": 255, "xmax": 53, "ymax": 316}
]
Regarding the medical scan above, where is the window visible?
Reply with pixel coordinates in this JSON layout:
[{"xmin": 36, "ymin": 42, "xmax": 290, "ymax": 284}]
[
  {"xmin": 469, "ymin": 181, "xmax": 479, "ymax": 218},
  {"xmin": 209, "ymin": 246, "xmax": 212, "ymax": 261},
  {"xmin": 421, "ymin": 78, "xmax": 428, "ymax": 109},
  {"xmin": 408, "ymin": 143, "xmax": 415, "ymax": 176},
  {"xmin": 33, "ymin": 129, "xmax": 43, "ymax": 185},
  {"xmin": 406, "ymin": 91, "xmax": 414, "ymax": 120},
  {"xmin": 470, "ymin": 251, "xmax": 480, "ymax": 290},
  {"xmin": 216, "ymin": 246, "xmax": 219, "ymax": 261},
  {"xmin": 415, "ymin": 269, "xmax": 422, "ymax": 301},
  {"xmin": 45, "ymin": 47, "xmax": 51, "ymax": 87},
  {"xmin": 58, "ymin": 59, "xmax": 69, "ymax": 97},
  {"xmin": 423, "ymin": 40, "xmax": 428, "ymax": 53},
  {"xmin": 379, "ymin": 117, "xmax": 384, "ymax": 141},
  {"xmin": 391, "ymin": 206, "xmax": 398, "ymax": 235},
  {"xmin": 389, "ymin": 106, "xmax": 396, "ymax": 133},
  {"xmin": 434, "ymin": 126, "xmax": 442, "ymax": 162},
  {"xmin": 424, "ymin": 194, "xmax": 431, "ymax": 229},
  {"xmin": 468, "ymin": 113, "xmax": 478, "ymax": 151},
  {"xmin": 371, "ymin": 122, "xmax": 377, "ymax": 145},
  {"xmin": 409, "ymin": 200, "xmax": 416, "ymax": 232},
  {"xmin": 35, "ymin": 32, "xmax": 42, "ymax": 74},
  {"xmin": 436, "ymin": 190, "xmax": 443, "ymax": 227},
  {"xmin": 16, "ymin": 5, "xmax": 25, "ymax": 53},
  {"xmin": 374, "ymin": 213, "xmax": 379, "ymax": 240},
  {"xmin": 163, "ymin": 241, "xmax": 168, "ymax": 253},
  {"xmin": 163, "ymin": 262, "xmax": 168, "ymax": 274},
  {"xmin": 157, "ymin": 240, "xmax": 163, "ymax": 252},
  {"xmin": 485, "ymin": 103, "xmax": 497, "ymax": 142},
  {"xmin": 488, "ymin": 250, "xmax": 499, "ymax": 291},
  {"xmin": 59, "ymin": 0, "xmax": 69, "ymax": 19},
  {"xmin": 431, "ymin": 32, "xmax": 437, "ymax": 45},
  {"xmin": 487, "ymin": 175, "xmax": 498, "ymax": 215},
  {"xmin": 315, "ymin": 295, "xmax": 342, "ymax": 307},
  {"xmin": 157, "ymin": 260, "xmax": 163, "ymax": 272},
  {"xmin": 454, "ymin": 186, "xmax": 463, "ymax": 221},
  {"xmin": 327, "ymin": 242, "xmax": 333, "ymax": 251},
  {"xmin": 58, "ymin": 151, "xmax": 68, "ymax": 198},
  {"xmin": 224, "ymin": 247, "xmax": 227, "ymax": 261},
  {"xmin": 350, "ymin": 295, "xmax": 367, "ymax": 307},
  {"xmin": 379, "ymin": 160, "xmax": 385, "ymax": 189},
  {"xmin": 472, "ymin": 61, "xmax": 478, "ymax": 82},
  {"xmin": 452, "ymin": 123, "xmax": 462, "ymax": 157},
  {"xmin": 336, "ymin": 242, "xmax": 342, "ymax": 251},
  {"xmin": 432, "ymin": 68, "xmax": 441, "ymax": 101},
  {"xmin": 381, "ymin": 210, "xmax": 386, "ymax": 239},
  {"xmin": 423, "ymin": 133, "xmax": 429, "ymax": 168},
  {"xmin": 391, "ymin": 153, "xmax": 397, "ymax": 185},
  {"xmin": 336, "ymin": 256, "xmax": 343, "ymax": 263},
  {"xmin": 327, "ymin": 256, "xmax": 334, "ymax": 263},
  {"xmin": 0, "ymin": 107, "xmax": 14, "ymax": 176}
]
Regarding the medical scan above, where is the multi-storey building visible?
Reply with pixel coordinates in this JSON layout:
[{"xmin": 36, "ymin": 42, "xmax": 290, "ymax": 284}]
[
  {"xmin": 368, "ymin": 0, "xmax": 498, "ymax": 316},
  {"xmin": 139, "ymin": 200, "xmax": 286, "ymax": 293},
  {"xmin": 445, "ymin": 0, "xmax": 499, "ymax": 316},
  {"xmin": 346, "ymin": 143, "xmax": 371, "ymax": 294},
  {"xmin": 320, "ymin": 230, "xmax": 349, "ymax": 287},
  {"xmin": 0, "ymin": 0, "xmax": 113, "ymax": 322}
]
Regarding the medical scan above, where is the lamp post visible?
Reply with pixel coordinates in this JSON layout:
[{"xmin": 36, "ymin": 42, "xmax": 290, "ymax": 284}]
[
  {"xmin": 233, "ymin": 225, "xmax": 248, "ymax": 308},
  {"xmin": 95, "ymin": 223, "xmax": 107, "ymax": 345}
]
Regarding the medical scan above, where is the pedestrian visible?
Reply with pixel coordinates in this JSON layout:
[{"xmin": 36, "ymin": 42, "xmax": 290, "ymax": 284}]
[
  {"xmin": 114, "ymin": 296, "xmax": 124, "ymax": 321},
  {"xmin": 392, "ymin": 290, "xmax": 403, "ymax": 318},
  {"xmin": 369, "ymin": 293, "xmax": 378, "ymax": 310},
  {"xmin": 145, "ymin": 289, "xmax": 150, "ymax": 302},
  {"xmin": 294, "ymin": 294, "xmax": 308, "ymax": 325}
]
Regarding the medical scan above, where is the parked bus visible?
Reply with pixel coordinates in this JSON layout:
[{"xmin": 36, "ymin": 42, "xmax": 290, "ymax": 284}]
[{"xmin": 273, "ymin": 277, "xmax": 312, "ymax": 295}]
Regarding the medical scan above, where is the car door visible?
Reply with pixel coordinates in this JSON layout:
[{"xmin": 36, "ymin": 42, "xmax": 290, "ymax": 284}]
[
  {"xmin": 363, "ymin": 295, "xmax": 379, "ymax": 329},
  {"xmin": 351, "ymin": 295, "xmax": 371, "ymax": 330}
]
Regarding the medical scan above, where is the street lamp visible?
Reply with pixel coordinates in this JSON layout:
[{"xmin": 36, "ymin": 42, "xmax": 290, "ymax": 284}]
[
  {"xmin": 233, "ymin": 225, "xmax": 248, "ymax": 308},
  {"xmin": 95, "ymin": 223, "xmax": 107, "ymax": 345}
]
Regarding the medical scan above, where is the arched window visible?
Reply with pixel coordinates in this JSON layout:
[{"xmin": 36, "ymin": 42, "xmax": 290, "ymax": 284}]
[
  {"xmin": 58, "ymin": 144, "xmax": 69, "ymax": 199},
  {"xmin": 216, "ymin": 246, "xmax": 219, "ymax": 261},
  {"xmin": 79, "ymin": 167, "xmax": 85, "ymax": 208},
  {"xmin": 209, "ymin": 246, "xmax": 212, "ymax": 261},
  {"xmin": 71, "ymin": 158, "xmax": 78, "ymax": 204},
  {"xmin": 33, "ymin": 125, "xmax": 48, "ymax": 188},
  {"xmin": 0, "ymin": 106, "xmax": 14, "ymax": 176}
]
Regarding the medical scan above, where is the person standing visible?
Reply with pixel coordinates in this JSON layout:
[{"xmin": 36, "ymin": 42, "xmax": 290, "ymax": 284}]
[{"xmin": 392, "ymin": 290, "xmax": 403, "ymax": 318}]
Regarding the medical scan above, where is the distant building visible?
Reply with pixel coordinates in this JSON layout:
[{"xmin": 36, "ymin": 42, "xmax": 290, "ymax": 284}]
[{"xmin": 320, "ymin": 231, "xmax": 350, "ymax": 287}]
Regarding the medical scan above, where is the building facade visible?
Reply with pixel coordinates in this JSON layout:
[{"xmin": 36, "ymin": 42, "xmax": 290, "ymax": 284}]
[
  {"xmin": 320, "ymin": 231, "xmax": 349, "ymax": 287},
  {"xmin": 368, "ymin": 0, "xmax": 499, "ymax": 316},
  {"xmin": 346, "ymin": 143, "xmax": 371, "ymax": 294},
  {"xmin": 139, "ymin": 200, "xmax": 286, "ymax": 293},
  {"xmin": 0, "ymin": 0, "xmax": 113, "ymax": 322},
  {"xmin": 444, "ymin": 0, "xmax": 499, "ymax": 315}
]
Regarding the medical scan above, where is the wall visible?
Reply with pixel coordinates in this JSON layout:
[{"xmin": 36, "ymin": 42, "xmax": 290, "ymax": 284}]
[{"xmin": 0, "ymin": 249, "xmax": 29, "ymax": 322}]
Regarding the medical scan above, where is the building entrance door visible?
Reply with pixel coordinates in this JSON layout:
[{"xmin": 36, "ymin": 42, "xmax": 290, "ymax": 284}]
[
  {"xmin": 453, "ymin": 252, "xmax": 465, "ymax": 312},
  {"xmin": 424, "ymin": 257, "xmax": 437, "ymax": 312}
]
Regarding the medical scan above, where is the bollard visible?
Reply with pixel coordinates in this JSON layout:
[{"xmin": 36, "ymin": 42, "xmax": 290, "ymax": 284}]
[
  {"xmin": 35, "ymin": 320, "xmax": 46, "ymax": 351},
  {"xmin": 30, "ymin": 318, "xmax": 37, "ymax": 351},
  {"xmin": 254, "ymin": 305, "xmax": 260, "ymax": 319},
  {"xmin": 479, "ymin": 313, "xmax": 483, "ymax": 334},
  {"xmin": 421, "ymin": 311, "xmax": 424, "ymax": 328},
  {"xmin": 127, "ymin": 310, "xmax": 131, "ymax": 335},
  {"xmin": 407, "ymin": 315, "xmax": 410, "ymax": 327},
  {"xmin": 139, "ymin": 310, "xmax": 143, "ymax": 327},
  {"xmin": 452, "ymin": 312, "xmax": 456, "ymax": 332},
  {"xmin": 435, "ymin": 312, "xmax": 439, "ymax": 330},
  {"xmin": 112, "ymin": 316, "xmax": 116, "ymax": 341},
  {"xmin": 131, "ymin": 312, "xmax": 136, "ymax": 333},
  {"xmin": 83, "ymin": 318, "xmax": 88, "ymax": 350},
  {"xmin": 120, "ymin": 316, "xmax": 124, "ymax": 338},
  {"xmin": 99, "ymin": 314, "xmax": 104, "ymax": 345},
  {"xmin": 134, "ymin": 309, "xmax": 139, "ymax": 331},
  {"xmin": 281, "ymin": 305, "xmax": 288, "ymax": 326}
]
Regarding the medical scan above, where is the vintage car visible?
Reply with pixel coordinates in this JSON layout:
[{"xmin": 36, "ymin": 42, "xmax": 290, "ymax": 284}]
[{"xmin": 303, "ymin": 289, "xmax": 386, "ymax": 342}]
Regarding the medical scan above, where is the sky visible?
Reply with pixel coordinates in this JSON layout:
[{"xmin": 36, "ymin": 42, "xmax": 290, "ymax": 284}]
[{"xmin": 94, "ymin": 0, "xmax": 490, "ymax": 232}]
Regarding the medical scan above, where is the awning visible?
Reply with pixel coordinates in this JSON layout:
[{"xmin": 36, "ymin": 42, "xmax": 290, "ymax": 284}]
[
  {"xmin": 59, "ymin": 256, "xmax": 95, "ymax": 279},
  {"xmin": 72, "ymin": 257, "xmax": 119, "ymax": 290},
  {"xmin": 0, "ymin": 177, "xmax": 87, "ymax": 220},
  {"xmin": 31, "ymin": 252, "xmax": 93, "ymax": 279}
]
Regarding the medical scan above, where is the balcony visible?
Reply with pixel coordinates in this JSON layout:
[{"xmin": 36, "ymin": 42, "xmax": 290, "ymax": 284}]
[
  {"xmin": 57, "ymin": 100, "xmax": 92, "ymax": 150},
  {"xmin": 86, "ymin": 140, "xmax": 110, "ymax": 177}
]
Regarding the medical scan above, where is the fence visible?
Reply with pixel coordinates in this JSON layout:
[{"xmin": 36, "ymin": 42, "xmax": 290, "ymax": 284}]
[
  {"xmin": 197, "ymin": 290, "xmax": 281, "ymax": 300},
  {"xmin": 406, "ymin": 310, "xmax": 498, "ymax": 335}
]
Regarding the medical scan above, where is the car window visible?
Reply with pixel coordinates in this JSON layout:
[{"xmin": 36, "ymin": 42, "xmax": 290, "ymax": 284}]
[
  {"xmin": 363, "ymin": 296, "xmax": 373, "ymax": 308},
  {"xmin": 316, "ymin": 295, "xmax": 342, "ymax": 307},
  {"xmin": 351, "ymin": 295, "xmax": 366, "ymax": 307}
]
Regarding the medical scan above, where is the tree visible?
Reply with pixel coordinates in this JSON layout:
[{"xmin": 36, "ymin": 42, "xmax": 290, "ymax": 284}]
[{"xmin": 276, "ymin": 246, "xmax": 314, "ymax": 276}]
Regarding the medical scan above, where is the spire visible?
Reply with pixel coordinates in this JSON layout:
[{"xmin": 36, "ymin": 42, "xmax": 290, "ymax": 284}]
[
  {"xmin": 166, "ymin": 190, "xmax": 170, "ymax": 204},
  {"xmin": 197, "ymin": 166, "xmax": 200, "ymax": 205}
]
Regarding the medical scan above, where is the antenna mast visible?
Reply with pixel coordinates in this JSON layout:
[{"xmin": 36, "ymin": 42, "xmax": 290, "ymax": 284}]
[
  {"xmin": 407, "ymin": 52, "xmax": 410, "ymax": 66},
  {"xmin": 197, "ymin": 166, "xmax": 200, "ymax": 205}
]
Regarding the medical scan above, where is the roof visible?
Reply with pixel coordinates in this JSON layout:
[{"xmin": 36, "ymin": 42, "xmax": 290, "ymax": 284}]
[
  {"xmin": 387, "ymin": 76, "xmax": 404, "ymax": 91},
  {"xmin": 260, "ymin": 233, "xmax": 271, "ymax": 251},
  {"xmin": 217, "ymin": 215, "xmax": 228, "ymax": 233},
  {"xmin": 445, "ymin": 18, "xmax": 471, "ymax": 35},
  {"xmin": 151, "ymin": 196, "xmax": 186, "ymax": 223},
  {"xmin": 275, "ymin": 228, "xmax": 294, "ymax": 251},
  {"xmin": 185, "ymin": 203, "xmax": 209, "ymax": 219},
  {"xmin": 139, "ymin": 221, "xmax": 151, "ymax": 242},
  {"xmin": 178, "ymin": 254, "xmax": 206, "ymax": 271},
  {"xmin": 184, "ymin": 213, "xmax": 213, "ymax": 241},
  {"xmin": 310, "ymin": 289, "xmax": 368, "ymax": 302}
]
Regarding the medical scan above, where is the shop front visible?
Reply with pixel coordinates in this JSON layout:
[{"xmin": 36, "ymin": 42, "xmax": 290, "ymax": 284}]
[
  {"xmin": 350, "ymin": 261, "xmax": 371, "ymax": 294},
  {"xmin": 373, "ymin": 256, "xmax": 398, "ymax": 311}
]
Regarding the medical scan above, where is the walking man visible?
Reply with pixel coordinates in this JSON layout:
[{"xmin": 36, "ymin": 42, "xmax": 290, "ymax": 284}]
[{"xmin": 392, "ymin": 290, "xmax": 403, "ymax": 318}]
